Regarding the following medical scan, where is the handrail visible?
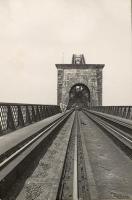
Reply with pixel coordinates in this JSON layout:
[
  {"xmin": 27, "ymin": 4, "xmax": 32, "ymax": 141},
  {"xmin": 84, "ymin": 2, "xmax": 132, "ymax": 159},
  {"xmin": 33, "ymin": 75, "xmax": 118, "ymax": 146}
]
[
  {"xmin": 0, "ymin": 103, "xmax": 61, "ymax": 134},
  {"xmin": 87, "ymin": 106, "xmax": 132, "ymax": 120}
]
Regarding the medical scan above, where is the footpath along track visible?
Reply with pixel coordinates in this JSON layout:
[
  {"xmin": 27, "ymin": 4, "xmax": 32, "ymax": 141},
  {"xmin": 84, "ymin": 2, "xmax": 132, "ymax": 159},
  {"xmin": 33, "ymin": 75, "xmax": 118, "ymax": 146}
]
[{"xmin": 1, "ymin": 109, "xmax": 132, "ymax": 200}]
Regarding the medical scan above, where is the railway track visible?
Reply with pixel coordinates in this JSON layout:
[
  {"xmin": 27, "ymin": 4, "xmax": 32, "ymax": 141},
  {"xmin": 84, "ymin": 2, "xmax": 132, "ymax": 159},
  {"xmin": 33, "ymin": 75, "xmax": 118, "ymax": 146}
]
[
  {"xmin": 57, "ymin": 109, "xmax": 132, "ymax": 200},
  {"xmin": 83, "ymin": 109, "xmax": 132, "ymax": 150},
  {"xmin": 0, "ymin": 109, "xmax": 132, "ymax": 199},
  {"xmin": 57, "ymin": 111, "xmax": 92, "ymax": 200},
  {"xmin": 0, "ymin": 110, "xmax": 73, "ymax": 198}
]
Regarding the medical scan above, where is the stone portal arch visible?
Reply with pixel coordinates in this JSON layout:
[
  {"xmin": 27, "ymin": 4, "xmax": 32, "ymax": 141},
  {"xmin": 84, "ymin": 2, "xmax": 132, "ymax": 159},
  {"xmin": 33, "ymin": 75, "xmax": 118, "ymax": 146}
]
[
  {"xmin": 67, "ymin": 83, "xmax": 90, "ymax": 109},
  {"xmin": 56, "ymin": 54, "xmax": 104, "ymax": 109},
  {"xmin": 62, "ymin": 79, "xmax": 90, "ymax": 107}
]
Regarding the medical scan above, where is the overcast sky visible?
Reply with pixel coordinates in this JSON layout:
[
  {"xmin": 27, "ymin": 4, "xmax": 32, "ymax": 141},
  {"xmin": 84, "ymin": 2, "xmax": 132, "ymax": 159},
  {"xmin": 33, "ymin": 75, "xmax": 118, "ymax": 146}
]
[{"xmin": 0, "ymin": 0, "xmax": 131, "ymax": 105}]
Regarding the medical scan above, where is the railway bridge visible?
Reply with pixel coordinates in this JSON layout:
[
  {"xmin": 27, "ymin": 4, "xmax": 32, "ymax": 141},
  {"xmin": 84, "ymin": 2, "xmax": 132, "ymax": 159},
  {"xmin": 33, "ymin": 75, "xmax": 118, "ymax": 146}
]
[{"xmin": 0, "ymin": 55, "xmax": 132, "ymax": 200}]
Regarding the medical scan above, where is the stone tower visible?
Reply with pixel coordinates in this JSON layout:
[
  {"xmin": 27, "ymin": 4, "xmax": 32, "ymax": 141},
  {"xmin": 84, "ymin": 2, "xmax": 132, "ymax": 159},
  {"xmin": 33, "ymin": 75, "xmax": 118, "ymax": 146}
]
[{"xmin": 56, "ymin": 54, "xmax": 104, "ymax": 108}]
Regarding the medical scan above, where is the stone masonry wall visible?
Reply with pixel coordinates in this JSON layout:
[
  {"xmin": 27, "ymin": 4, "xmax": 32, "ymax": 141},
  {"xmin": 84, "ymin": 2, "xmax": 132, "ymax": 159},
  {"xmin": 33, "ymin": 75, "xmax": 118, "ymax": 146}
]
[{"xmin": 57, "ymin": 66, "xmax": 103, "ymax": 108}]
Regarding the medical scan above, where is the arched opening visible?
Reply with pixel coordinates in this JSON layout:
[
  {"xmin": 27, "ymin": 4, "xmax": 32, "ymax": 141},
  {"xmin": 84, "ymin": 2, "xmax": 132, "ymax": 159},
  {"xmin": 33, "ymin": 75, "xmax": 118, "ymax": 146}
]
[{"xmin": 67, "ymin": 83, "xmax": 90, "ymax": 109}]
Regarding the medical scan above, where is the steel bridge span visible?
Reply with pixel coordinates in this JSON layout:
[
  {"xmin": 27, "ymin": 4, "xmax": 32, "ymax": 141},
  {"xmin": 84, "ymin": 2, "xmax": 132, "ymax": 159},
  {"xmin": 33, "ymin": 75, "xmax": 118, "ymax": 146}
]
[
  {"xmin": 0, "ymin": 103, "xmax": 132, "ymax": 200},
  {"xmin": 0, "ymin": 51, "xmax": 132, "ymax": 200}
]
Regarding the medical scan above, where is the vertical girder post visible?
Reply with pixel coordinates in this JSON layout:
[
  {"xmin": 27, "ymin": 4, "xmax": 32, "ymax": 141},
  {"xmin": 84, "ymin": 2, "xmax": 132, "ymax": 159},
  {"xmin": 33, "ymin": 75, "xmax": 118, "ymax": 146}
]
[
  {"xmin": 18, "ymin": 106, "xmax": 24, "ymax": 127},
  {"xmin": 7, "ymin": 106, "xmax": 16, "ymax": 131}
]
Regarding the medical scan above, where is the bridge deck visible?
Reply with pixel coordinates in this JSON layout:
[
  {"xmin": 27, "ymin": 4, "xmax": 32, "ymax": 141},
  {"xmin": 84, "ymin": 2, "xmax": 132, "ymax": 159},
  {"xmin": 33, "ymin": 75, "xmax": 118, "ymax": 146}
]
[
  {"xmin": 80, "ymin": 111, "xmax": 132, "ymax": 200},
  {"xmin": 0, "ymin": 113, "xmax": 63, "ymax": 156},
  {"xmin": 89, "ymin": 110, "xmax": 132, "ymax": 126},
  {"xmin": 1, "ymin": 110, "xmax": 131, "ymax": 157},
  {"xmin": 0, "ymin": 110, "xmax": 132, "ymax": 200}
]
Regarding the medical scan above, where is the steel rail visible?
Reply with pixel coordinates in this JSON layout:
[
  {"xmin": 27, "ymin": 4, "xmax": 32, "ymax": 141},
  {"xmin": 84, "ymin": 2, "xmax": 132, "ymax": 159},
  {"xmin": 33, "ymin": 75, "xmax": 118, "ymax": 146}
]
[
  {"xmin": 85, "ymin": 111, "xmax": 132, "ymax": 141},
  {"xmin": 56, "ymin": 111, "xmax": 77, "ymax": 200},
  {"xmin": 83, "ymin": 111, "xmax": 132, "ymax": 150},
  {"xmin": 0, "ymin": 111, "xmax": 72, "ymax": 165},
  {"xmin": 85, "ymin": 109, "xmax": 132, "ymax": 130},
  {"xmin": 57, "ymin": 111, "xmax": 91, "ymax": 200},
  {"xmin": 0, "ymin": 110, "xmax": 73, "ymax": 183},
  {"xmin": 78, "ymin": 111, "xmax": 98, "ymax": 200},
  {"xmin": 73, "ymin": 112, "xmax": 78, "ymax": 200},
  {"xmin": 87, "ymin": 106, "xmax": 132, "ymax": 120},
  {"xmin": 56, "ymin": 111, "xmax": 79, "ymax": 200},
  {"xmin": 0, "ymin": 111, "xmax": 72, "ymax": 170}
]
